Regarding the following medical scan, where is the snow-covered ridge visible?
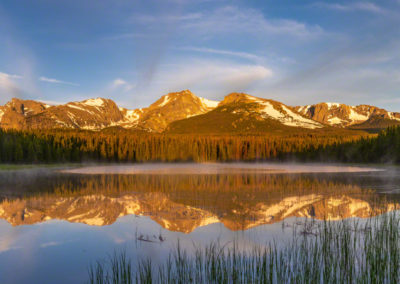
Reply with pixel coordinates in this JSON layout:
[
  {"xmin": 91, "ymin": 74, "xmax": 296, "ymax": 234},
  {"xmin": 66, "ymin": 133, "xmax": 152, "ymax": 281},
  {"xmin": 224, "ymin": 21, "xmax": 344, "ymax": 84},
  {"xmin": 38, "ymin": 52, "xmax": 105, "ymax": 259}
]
[
  {"xmin": 67, "ymin": 104, "xmax": 89, "ymax": 112},
  {"xmin": 82, "ymin": 98, "xmax": 105, "ymax": 107},
  {"xmin": 123, "ymin": 109, "xmax": 143, "ymax": 123},
  {"xmin": 297, "ymin": 105, "xmax": 311, "ymax": 114},
  {"xmin": 325, "ymin": 102, "xmax": 340, "ymax": 109},
  {"xmin": 246, "ymin": 96, "xmax": 323, "ymax": 129},
  {"xmin": 389, "ymin": 112, "xmax": 400, "ymax": 121},
  {"xmin": 158, "ymin": 95, "xmax": 171, "ymax": 107},
  {"xmin": 328, "ymin": 117, "xmax": 344, "ymax": 125},
  {"xmin": 296, "ymin": 102, "xmax": 400, "ymax": 127},
  {"xmin": 349, "ymin": 109, "xmax": 368, "ymax": 122},
  {"xmin": 199, "ymin": 97, "xmax": 219, "ymax": 109}
]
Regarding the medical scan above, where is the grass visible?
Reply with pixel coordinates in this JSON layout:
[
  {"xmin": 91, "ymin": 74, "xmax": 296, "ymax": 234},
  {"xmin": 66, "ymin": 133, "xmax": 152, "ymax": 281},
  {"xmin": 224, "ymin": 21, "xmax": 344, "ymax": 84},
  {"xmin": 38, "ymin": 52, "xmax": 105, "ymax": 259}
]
[
  {"xmin": 88, "ymin": 212, "xmax": 400, "ymax": 283},
  {"xmin": 88, "ymin": 252, "xmax": 132, "ymax": 284}
]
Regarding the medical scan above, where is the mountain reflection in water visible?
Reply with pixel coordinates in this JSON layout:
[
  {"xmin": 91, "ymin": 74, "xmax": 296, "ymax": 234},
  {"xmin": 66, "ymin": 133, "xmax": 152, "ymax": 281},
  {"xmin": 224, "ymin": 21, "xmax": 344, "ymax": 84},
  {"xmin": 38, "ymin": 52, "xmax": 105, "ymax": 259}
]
[{"xmin": 0, "ymin": 171, "xmax": 397, "ymax": 233}]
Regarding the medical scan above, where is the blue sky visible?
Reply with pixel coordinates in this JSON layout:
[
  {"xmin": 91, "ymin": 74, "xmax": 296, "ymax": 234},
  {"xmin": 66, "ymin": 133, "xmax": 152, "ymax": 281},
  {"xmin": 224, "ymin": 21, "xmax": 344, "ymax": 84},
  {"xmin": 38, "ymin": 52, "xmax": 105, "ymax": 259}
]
[{"xmin": 0, "ymin": 0, "xmax": 400, "ymax": 110}]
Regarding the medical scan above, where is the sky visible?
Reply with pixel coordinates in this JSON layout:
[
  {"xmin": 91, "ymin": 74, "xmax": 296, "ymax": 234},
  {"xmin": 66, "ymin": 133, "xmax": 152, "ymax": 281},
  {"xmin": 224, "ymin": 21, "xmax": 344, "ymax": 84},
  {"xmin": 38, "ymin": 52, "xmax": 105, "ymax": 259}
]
[{"xmin": 0, "ymin": 0, "xmax": 400, "ymax": 110}]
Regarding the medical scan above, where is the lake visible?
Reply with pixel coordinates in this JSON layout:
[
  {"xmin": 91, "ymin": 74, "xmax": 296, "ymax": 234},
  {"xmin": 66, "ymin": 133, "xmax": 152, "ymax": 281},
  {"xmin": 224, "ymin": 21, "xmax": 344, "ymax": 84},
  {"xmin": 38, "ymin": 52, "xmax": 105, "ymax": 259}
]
[{"xmin": 0, "ymin": 163, "xmax": 399, "ymax": 284}]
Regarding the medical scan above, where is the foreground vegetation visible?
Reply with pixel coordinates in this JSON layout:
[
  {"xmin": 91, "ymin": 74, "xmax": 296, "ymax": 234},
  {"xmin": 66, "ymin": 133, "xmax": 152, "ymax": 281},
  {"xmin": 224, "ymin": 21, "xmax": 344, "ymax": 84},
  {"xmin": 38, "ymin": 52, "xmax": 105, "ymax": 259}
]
[
  {"xmin": 88, "ymin": 212, "xmax": 400, "ymax": 283},
  {"xmin": 0, "ymin": 128, "xmax": 367, "ymax": 163}
]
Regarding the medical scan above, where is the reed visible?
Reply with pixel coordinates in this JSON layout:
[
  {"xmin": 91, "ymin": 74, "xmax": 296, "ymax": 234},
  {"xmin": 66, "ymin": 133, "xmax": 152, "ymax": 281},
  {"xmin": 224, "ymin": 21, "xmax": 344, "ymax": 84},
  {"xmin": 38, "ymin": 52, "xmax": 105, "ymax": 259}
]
[{"xmin": 88, "ymin": 212, "xmax": 400, "ymax": 283}]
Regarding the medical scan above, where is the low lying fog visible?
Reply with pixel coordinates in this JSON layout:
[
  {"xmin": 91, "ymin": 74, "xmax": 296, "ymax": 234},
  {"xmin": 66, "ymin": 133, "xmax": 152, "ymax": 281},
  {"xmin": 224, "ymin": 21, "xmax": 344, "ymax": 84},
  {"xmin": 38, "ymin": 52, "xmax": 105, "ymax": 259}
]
[{"xmin": 61, "ymin": 163, "xmax": 384, "ymax": 175}]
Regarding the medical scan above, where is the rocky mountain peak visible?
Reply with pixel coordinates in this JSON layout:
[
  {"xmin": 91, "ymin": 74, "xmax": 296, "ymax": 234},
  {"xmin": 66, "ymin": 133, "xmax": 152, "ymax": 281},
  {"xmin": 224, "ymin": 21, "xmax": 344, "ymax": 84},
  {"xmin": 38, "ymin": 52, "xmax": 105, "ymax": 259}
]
[
  {"xmin": 296, "ymin": 102, "xmax": 400, "ymax": 128},
  {"xmin": 138, "ymin": 90, "xmax": 219, "ymax": 132},
  {"xmin": 220, "ymin": 93, "xmax": 256, "ymax": 105},
  {"xmin": 150, "ymin": 90, "xmax": 198, "ymax": 108},
  {"xmin": 5, "ymin": 98, "xmax": 48, "ymax": 114},
  {"xmin": 0, "ymin": 98, "xmax": 49, "ymax": 129}
]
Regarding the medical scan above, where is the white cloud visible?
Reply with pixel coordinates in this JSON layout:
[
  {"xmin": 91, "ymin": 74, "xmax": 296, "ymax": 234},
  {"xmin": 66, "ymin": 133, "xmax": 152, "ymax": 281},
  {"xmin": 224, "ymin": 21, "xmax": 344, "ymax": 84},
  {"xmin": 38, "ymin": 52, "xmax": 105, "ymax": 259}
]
[
  {"xmin": 179, "ymin": 46, "xmax": 264, "ymax": 62},
  {"xmin": 132, "ymin": 12, "xmax": 203, "ymax": 25},
  {"xmin": 0, "ymin": 72, "xmax": 22, "ymax": 80},
  {"xmin": 180, "ymin": 6, "xmax": 324, "ymax": 38},
  {"xmin": 39, "ymin": 76, "xmax": 79, "ymax": 86},
  {"xmin": 161, "ymin": 61, "xmax": 271, "ymax": 89},
  {"xmin": 37, "ymin": 99, "xmax": 65, "ymax": 106},
  {"xmin": 314, "ymin": 2, "xmax": 386, "ymax": 14},
  {"xmin": 112, "ymin": 78, "xmax": 135, "ymax": 92},
  {"xmin": 0, "ymin": 72, "xmax": 22, "ymax": 101},
  {"xmin": 113, "ymin": 78, "xmax": 128, "ymax": 86},
  {"xmin": 131, "ymin": 6, "xmax": 323, "ymax": 39}
]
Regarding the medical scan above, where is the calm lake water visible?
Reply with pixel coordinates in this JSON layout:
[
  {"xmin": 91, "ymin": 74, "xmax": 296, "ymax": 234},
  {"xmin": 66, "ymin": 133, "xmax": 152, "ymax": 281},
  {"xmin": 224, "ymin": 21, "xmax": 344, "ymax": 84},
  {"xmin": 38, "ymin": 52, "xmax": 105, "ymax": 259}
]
[{"xmin": 0, "ymin": 163, "xmax": 399, "ymax": 284}]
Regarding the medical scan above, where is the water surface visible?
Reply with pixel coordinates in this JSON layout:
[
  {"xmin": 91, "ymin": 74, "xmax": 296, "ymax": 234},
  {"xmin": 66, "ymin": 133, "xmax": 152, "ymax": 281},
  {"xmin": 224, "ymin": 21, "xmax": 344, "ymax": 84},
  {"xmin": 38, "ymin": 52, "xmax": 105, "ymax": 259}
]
[{"xmin": 0, "ymin": 163, "xmax": 398, "ymax": 284}]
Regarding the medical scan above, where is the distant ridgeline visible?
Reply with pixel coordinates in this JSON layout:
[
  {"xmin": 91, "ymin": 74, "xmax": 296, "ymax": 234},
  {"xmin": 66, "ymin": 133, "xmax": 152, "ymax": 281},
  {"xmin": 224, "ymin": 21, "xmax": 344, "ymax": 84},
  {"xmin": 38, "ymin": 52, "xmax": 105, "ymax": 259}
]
[{"xmin": 0, "ymin": 128, "xmax": 368, "ymax": 163}]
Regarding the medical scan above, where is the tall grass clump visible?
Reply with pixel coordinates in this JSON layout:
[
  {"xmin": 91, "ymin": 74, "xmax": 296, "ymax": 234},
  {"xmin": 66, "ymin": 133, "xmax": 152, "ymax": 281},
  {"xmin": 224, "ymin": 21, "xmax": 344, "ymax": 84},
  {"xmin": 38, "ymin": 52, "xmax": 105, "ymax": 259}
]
[
  {"xmin": 88, "ymin": 251, "xmax": 132, "ymax": 284},
  {"xmin": 88, "ymin": 212, "xmax": 400, "ymax": 283}
]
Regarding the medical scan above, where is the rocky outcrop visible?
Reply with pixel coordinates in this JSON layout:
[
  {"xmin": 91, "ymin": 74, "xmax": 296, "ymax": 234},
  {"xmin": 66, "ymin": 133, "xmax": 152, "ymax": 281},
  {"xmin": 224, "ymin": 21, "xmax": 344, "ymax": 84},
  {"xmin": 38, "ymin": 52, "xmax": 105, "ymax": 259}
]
[{"xmin": 0, "ymin": 98, "xmax": 50, "ymax": 129}]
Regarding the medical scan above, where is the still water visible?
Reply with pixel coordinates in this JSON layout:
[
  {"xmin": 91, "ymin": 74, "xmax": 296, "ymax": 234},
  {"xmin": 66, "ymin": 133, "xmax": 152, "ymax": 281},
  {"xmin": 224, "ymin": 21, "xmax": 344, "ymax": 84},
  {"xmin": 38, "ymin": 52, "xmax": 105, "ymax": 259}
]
[{"xmin": 0, "ymin": 163, "xmax": 399, "ymax": 284}]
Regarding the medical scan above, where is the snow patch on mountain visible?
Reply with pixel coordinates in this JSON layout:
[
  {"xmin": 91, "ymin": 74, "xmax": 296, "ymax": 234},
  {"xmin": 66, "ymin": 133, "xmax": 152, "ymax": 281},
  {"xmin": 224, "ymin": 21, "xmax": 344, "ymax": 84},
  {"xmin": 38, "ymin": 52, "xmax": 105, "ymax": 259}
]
[
  {"xmin": 328, "ymin": 117, "xmax": 345, "ymax": 125},
  {"xmin": 67, "ymin": 104, "xmax": 87, "ymax": 112},
  {"xmin": 281, "ymin": 106, "xmax": 322, "ymax": 129},
  {"xmin": 199, "ymin": 97, "xmax": 219, "ymax": 109},
  {"xmin": 158, "ymin": 95, "xmax": 171, "ymax": 107},
  {"xmin": 246, "ymin": 96, "xmax": 322, "ymax": 129},
  {"xmin": 83, "ymin": 98, "xmax": 105, "ymax": 107},
  {"xmin": 123, "ymin": 109, "xmax": 143, "ymax": 123},
  {"xmin": 297, "ymin": 105, "xmax": 311, "ymax": 114},
  {"xmin": 326, "ymin": 102, "xmax": 340, "ymax": 109},
  {"xmin": 389, "ymin": 112, "xmax": 400, "ymax": 121},
  {"xmin": 348, "ymin": 109, "xmax": 369, "ymax": 122}
]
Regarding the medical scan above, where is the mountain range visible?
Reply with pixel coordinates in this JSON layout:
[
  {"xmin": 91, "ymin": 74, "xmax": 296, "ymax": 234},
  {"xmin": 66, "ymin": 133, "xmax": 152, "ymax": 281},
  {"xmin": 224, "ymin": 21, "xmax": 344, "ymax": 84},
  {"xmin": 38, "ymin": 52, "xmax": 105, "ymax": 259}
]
[{"xmin": 1, "ymin": 90, "xmax": 399, "ymax": 133}]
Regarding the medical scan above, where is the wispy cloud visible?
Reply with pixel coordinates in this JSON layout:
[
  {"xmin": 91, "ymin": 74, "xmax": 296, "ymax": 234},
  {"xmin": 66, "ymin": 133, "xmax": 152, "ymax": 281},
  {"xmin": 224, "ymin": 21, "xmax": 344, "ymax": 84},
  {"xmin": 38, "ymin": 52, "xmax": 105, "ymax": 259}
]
[
  {"xmin": 0, "ymin": 72, "xmax": 22, "ymax": 99},
  {"xmin": 112, "ymin": 78, "xmax": 135, "ymax": 92},
  {"xmin": 264, "ymin": 36, "xmax": 400, "ymax": 109},
  {"xmin": 180, "ymin": 46, "xmax": 264, "ymax": 62},
  {"xmin": 0, "ymin": 72, "xmax": 22, "ymax": 79},
  {"xmin": 314, "ymin": 2, "xmax": 387, "ymax": 14},
  {"xmin": 180, "ymin": 6, "xmax": 324, "ymax": 38},
  {"xmin": 37, "ymin": 99, "xmax": 65, "ymax": 106},
  {"xmin": 131, "ymin": 6, "xmax": 324, "ymax": 39},
  {"xmin": 102, "ymin": 32, "xmax": 152, "ymax": 41},
  {"xmin": 136, "ymin": 59, "xmax": 273, "ymax": 103},
  {"xmin": 132, "ymin": 12, "xmax": 203, "ymax": 25},
  {"xmin": 39, "ymin": 76, "xmax": 79, "ymax": 86}
]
